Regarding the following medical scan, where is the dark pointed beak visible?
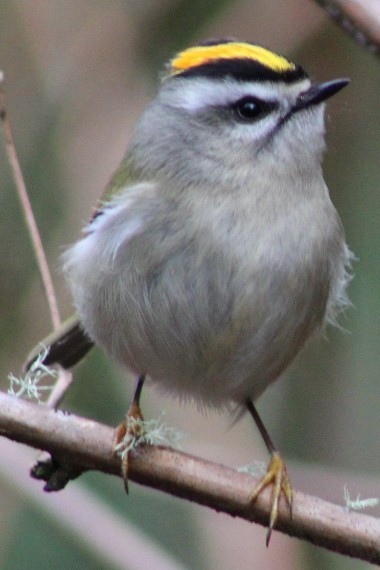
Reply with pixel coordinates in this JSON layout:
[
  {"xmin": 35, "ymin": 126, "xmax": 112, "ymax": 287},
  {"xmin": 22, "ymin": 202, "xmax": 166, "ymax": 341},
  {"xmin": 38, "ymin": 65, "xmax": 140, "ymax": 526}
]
[{"xmin": 295, "ymin": 78, "xmax": 350, "ymax": 111}]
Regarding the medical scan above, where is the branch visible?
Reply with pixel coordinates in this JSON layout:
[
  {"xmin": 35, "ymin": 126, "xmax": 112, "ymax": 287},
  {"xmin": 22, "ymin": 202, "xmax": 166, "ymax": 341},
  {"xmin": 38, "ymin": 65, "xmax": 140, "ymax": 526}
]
[
  {"xmin": 0, "ymin": 438, "xmax": 189, "ymax": 570},
  {"xmin": 0, "ymin": 392, "xmax": 379, "ymax": 564},
  {"xmin": 0, "ymin": 74, "xmax": 61, "ymax": 331},
  {"xmin": 314, "ymin": 0, "xmax": 380, "ymax": 55},
  {"xmin": 0, "ymin": 74, "xmax": 74, "ymax": 408}
]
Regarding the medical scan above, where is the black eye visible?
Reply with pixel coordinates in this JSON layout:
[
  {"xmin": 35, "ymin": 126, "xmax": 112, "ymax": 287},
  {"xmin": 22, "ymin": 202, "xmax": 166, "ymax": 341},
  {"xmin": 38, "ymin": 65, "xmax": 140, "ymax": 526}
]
[{"xmin": 234, "ymin": 97, "xmax": 268, "ymax": 121}]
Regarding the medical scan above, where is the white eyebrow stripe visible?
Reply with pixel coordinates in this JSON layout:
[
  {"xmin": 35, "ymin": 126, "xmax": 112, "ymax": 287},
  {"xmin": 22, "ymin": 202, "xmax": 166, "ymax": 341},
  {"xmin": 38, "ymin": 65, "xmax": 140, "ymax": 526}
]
[{"xmin": 163, "ymin": 77, "xmax": 311, "ymax": 114}]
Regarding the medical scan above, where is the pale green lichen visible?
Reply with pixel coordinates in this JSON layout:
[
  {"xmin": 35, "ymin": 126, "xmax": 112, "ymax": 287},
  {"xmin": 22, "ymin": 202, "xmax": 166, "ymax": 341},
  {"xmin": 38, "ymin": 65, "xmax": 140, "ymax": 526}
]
[
  {"xmin": 8, "ymin": 346, "xmax": 57, "ymax": 403},
  {"xmin": 237, "ymin": 461, "xmax": 267, "ymax": 477},
  {"xmin": 343, "ymin": 485, "xmax": 379, "ymax": 512},
  {"xmin": 115, "ymin": 413, "xmax": 184, "ymax": 460}
]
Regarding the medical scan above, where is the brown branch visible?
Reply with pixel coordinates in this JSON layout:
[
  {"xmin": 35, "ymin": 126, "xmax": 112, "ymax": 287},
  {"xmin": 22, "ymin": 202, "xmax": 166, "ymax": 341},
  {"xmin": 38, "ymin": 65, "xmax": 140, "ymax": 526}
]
[
  {"xmin": 0, "ymin": 74, "xmax": 74, "ymax": 408},
  {"xmin": 0, "ymin": 75, "xmax": 61, "ymax": 331},
  {"xmin": 0, "ymin": 392, "xmax": 379, "ymax": 564},
  {"xmin": 0, "ymin": 438, "xmax": 189, "ymax": 570},
  {"xmin": 314, "ymin": 0, "xmax": 380, "ymax": 55}
]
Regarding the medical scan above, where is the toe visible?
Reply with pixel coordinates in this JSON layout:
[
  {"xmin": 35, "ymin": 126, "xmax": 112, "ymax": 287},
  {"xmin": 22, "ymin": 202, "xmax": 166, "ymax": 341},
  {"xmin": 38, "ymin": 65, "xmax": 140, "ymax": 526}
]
[
  {"xmin": 249, "ymin": 451, "xmax": 293, "ymax": 545},
  {"xmin": 113, "ymin": 404, "xmax": 145, "ymax": 493}
]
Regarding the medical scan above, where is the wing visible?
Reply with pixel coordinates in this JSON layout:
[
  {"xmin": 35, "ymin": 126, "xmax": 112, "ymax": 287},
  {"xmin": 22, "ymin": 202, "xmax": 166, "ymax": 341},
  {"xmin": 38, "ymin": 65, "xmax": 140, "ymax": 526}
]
[
  {"xmin": 24, "ymin": 160, "xmax": 138, "ymax": 370},
  {"xmin": 24, "ymin": 314, "xmax": 94, "ymax": 371},
  {"xmin": 25, "ymin": 160, "xmax": 144, "ymax": 370},
  {"xmin": 89, "ymin": 157, "xmax": 138, "ymax": 222}
]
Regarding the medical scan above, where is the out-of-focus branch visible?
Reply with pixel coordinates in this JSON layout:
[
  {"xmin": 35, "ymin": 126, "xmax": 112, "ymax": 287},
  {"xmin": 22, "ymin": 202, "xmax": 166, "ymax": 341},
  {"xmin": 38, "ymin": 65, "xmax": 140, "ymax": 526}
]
[
  {"xmin": 0, "ymin": 74, "xmax": 61, "ymax": 330},
  {"xmin": 0, "ymin": 392, "xmax": 379, "ymax": 564},
  {"xmin": 314, "ymin": 0, "xmax": 380, "ymax": 55},
  {"xmin": 0, "ymin": 437, "xmax": 188, "ymax": 570},
  {"xmin": 0, "ymin": 73, "xmax": 74, "ymax": 408}
]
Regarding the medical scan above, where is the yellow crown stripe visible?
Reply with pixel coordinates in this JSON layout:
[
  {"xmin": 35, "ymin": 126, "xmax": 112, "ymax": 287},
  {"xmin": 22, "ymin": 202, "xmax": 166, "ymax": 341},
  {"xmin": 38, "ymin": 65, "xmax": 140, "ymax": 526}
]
[{"xmin": 170, "ymin": 43, "xmax": 296, "ymax": 75}]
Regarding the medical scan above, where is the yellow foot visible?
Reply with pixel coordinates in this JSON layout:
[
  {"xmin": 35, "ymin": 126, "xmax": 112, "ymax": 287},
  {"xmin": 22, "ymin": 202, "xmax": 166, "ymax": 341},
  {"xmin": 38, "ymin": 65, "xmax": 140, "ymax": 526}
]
[
  {"xmin": 113, "ymin": 400, "xmax": 144, "ymax": 493},
  {"xmin": 249, "ymin": 451, "xmax": 293, "ymax": 546}
]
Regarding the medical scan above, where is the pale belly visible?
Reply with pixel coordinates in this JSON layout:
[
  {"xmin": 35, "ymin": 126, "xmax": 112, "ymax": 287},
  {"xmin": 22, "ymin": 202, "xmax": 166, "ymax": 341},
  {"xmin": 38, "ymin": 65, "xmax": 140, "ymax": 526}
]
[{"xmin": 64, "ymin": 206, "xmax": 335, "ymax": 408}]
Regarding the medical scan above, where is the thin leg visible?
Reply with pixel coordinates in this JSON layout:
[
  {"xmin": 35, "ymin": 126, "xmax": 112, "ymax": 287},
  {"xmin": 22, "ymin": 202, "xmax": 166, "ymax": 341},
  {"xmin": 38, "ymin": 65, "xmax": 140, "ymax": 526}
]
[
  {"xmin": 246, "ymin": 398, "xmax": 293, "ymax": 546},
  {"xmin": 246, "ymin": 398, "xmax": 276, "ymax": 454},
  {"xmin": 113, "ymin": 374, "xmax": 146, "ymax": 493},
  {"xmin": 128, "ymin": 374, "xmax": 145, "ymax": 419}
]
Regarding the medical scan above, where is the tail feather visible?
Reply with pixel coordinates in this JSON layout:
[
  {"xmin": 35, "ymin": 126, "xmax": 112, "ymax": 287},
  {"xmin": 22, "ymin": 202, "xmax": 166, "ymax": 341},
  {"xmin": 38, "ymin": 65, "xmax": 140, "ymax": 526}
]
[{"xmin": 25, "ymin": 315, "xmax": 94, "ymax": 371}]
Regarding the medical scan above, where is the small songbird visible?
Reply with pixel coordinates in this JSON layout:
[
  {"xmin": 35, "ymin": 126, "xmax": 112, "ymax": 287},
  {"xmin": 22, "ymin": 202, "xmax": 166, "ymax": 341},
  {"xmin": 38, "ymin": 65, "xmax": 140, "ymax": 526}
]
[{"xmin": 27, "ymin": 39, "xmax": 351, "ymax": 543}]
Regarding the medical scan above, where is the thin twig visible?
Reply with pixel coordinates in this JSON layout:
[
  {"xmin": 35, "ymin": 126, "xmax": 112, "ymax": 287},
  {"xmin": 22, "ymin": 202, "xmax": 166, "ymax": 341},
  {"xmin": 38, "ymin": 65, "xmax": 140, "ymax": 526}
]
[
  {"xmin": 0, "ymin": 392, "xmax": 379, "ymax": 565},
  {"xmin": 0, "ymin": 73, "xmax": 74, "ymax": 406},
  {"xmin": 0, "ymin": 74, "xmax": 61, "ymax": 331},
  {"xmin": 44, "ymin": 369, "xmax": 73, "ymax": 408},
  {"xmin": 314, "ymin": 0, "xmax": 380, "ymax": 55}
]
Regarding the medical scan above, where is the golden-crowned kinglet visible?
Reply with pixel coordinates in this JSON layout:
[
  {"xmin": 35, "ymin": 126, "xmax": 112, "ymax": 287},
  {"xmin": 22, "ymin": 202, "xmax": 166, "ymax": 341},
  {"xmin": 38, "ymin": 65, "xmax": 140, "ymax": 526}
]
[{"xmin": 28, "ymin": 39, "xmax": 352, "ymax": 543}]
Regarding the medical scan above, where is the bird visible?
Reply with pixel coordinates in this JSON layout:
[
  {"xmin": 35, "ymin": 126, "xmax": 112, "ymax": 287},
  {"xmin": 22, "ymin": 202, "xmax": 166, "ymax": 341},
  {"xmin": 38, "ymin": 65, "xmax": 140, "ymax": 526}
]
[{"xmin": 26, "ymin": 39, "xmax": 352, "ymax": 544}]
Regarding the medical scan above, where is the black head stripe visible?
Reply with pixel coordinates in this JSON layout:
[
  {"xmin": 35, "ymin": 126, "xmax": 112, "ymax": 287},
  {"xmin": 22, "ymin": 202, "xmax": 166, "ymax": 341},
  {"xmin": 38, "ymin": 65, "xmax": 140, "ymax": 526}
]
[{"xmin": 174, "ymin": 57, "xmax": 308, "ymax": 84}]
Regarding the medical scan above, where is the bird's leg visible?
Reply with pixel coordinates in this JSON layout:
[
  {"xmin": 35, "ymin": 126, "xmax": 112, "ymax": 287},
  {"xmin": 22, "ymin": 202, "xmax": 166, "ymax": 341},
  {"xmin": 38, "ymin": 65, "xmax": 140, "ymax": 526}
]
[
  {"xmin": 246, "ymin": 398, "xmax": 293, "ymax": 546},
  {"xmin": 113, "ymin": 374, "xmax": 145, "ymax": 493}
]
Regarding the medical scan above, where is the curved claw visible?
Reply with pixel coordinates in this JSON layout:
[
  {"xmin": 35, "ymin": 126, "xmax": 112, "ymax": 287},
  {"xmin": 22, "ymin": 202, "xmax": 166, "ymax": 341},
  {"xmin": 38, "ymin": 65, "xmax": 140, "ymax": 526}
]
[
  {"xmin": 113, "ymin": 398, "xmax": 144, "ymax": 494},
  {"xmin": 113, "ymin": 420, "xmax": 131, "ymax": 493},
  {"xmin": 249, "ymin": 451, "xmax": 293, "ymax": 545},
  {"xmin": 113, "ymin": 375, "xmax": 146, "ymax": 493}
]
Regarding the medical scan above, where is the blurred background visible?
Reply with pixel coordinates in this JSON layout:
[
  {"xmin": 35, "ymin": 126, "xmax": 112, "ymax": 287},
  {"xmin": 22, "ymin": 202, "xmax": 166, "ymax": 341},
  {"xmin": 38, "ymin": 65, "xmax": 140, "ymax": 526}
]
[{"xmin": 0, "ymin": 1, "xmax": 379, "ymax": 569}]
